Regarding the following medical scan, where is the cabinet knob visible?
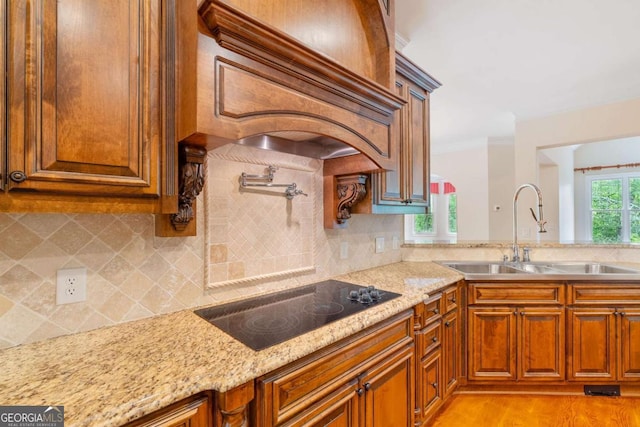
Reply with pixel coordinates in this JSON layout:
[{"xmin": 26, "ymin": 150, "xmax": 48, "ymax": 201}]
[
  {"xmin": 431, "ymin": 382, "xmax": 438, "ymax": 389},
  {"xmin": 364, "ymin": 382, "xmax": 372, "ymax": 391},
  {"xmin": 520, "ymin": 311, "xmax": 525, "ymax": 316},
  {"xmin": 513, "ymin": 311, "xmax": 518, "ymax": 315},
  {"xmin": 356, "ymin": 388, "xmax": 364, "ymax": 396},
  {"xmin": 620, "ymin": 312, "xmax": 626, "ymax": 317},
  {"xmin": 9, "ymin": 171, "xmax": 27, "ymax": 183},
  {"xmin": 432, "ymin": 336, "xmax": 438, "ymax": 343},
  {"xmin": 432, "ymin": 308, "xmax": 440, "ymax": 314},
  {"xmin": 445, "ymin": 321, "xmax": 451, "ymax": 327},
  {"xmin": 448, "ymin": 297, "xmax": 456, "ymax": 303}
]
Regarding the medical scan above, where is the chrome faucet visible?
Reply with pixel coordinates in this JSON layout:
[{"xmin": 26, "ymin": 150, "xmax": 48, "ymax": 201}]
[{"xmin": 512, "ymin": 183, "xmax": 547, "ymax": 262}]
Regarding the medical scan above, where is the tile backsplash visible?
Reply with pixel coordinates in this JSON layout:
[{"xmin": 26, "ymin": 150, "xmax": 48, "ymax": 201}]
[{"xmin": 0, "ymin": 146, "xmax": 403, "ymax": 349}]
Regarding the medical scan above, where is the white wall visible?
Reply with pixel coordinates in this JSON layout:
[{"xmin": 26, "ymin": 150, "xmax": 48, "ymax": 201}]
[
  {"xmin": 488, "ymin": 140, "xmax": 515, "ymax": 240},
  {"xmin": 432, "ymin": 140, "xmax": 490, "ymax": 241}
]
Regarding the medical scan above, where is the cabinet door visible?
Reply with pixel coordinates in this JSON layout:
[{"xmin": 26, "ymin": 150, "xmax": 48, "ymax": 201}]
[
  {"xmin": 468, "ymin": 307, "xmax": 517, "ymax": 381},
  {"xmin": 281, "ymin": 381, "xmax": 359, "ymax": 427},
  {"xmin": 618, "ymin": 308, "xmax": 640, "ymax": 380},
  {"xmin": 1, "ymin": 0, "xmax": 6, "ymax": 192},
  {"xmin": 362, "ymin": 345, "xmax": 414, "ymax": 427},
  {"xmin": 567, "ymin": 308, "xmax": 616, "ymax": 381},
  {"xmin": 442, "ymin": 310, "xmax": 459, "ymax": 396},
  {"xmin": 405, "ymin": 80, "xmax": 429, "ymax": 206},
  {"xmin": 127, "ymin": 394, "xmax": 210, "ymax": 427},
  {"xmin": 377, "ymin": 75, "xmax": 407, "ymax": 204},
  {"xmin": 417, "ymin": 350, "xmax": 442, "ymax": 423},
  {"xmin": 7, "ymin": 0, "xmax": 160, "ymax": 197},
  {"xmin": 518, "ymin": 307, "xmax": 565, "ymax": 381}
]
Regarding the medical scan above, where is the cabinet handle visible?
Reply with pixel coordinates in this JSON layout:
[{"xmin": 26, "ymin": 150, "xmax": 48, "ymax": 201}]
[
  {"xmin": 448, "ymin": 297, "xmax": 456, "ymax": 303},
  {"xmin": 432, "ymin": 308, "xmax": 440, "ymax": 314},
  {"xmin": 356, "ymin": 388, "xmax": 364, "ymax": 396},
  {"xmin": 9, "ymin": 171, "xmax": 27, "ymax": 183},
  {"xmin": 364, "ymin": 382, "xmax": 372, "ymax": 391},
  {"xmin": 432, "ymin": 336, "xmax": 438, "ymax": 343},
  {"xmin": 431, "ymin": 382, "xmax": 438, "ymax": 389}
]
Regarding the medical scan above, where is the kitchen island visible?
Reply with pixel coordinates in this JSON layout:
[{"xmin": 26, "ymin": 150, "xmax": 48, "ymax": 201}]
[{"xmin": 0, "ymin": 262, "xmax": 461, "ymax": 427}]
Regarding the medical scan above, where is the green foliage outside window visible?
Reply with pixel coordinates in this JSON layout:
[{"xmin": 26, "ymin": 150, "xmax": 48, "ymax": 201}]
[
  {"xmin": 590, "ymin": 177, "xmax": 640, "ymax": 243},
  {"xmin": 448, "ymin": 194, "xmax": 457, "ymax": 233},
  {"xmin": 414, "ymin": 212, "xmax": 434, "ymax": 233}
]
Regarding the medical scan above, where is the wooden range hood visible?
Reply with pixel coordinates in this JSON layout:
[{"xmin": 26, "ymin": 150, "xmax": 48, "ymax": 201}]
[{"xmin": 160, "ymin": 0, "xmax": 404, "ymax": 233}]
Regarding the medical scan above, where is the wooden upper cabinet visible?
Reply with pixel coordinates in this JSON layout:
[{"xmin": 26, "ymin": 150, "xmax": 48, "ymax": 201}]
[
  {"xmin": 369, "ymin": 51, "xmax": 440, "ymax": 213},
  {"xmin": 6, "ymin": 0, "xmax": 162, "ymax": 199}
]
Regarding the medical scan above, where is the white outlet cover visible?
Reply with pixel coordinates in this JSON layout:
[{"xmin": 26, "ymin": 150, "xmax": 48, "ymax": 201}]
[
  {"xmin": 56, "ymin": 267, "xmax": 87, "ymax": 305},
  {"xmin": 375, "ymin": 237, "xmax": 384, "ymax": 253}
]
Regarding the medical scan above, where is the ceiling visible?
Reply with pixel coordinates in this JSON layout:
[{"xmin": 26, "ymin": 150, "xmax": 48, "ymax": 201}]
[{"xmin": 395, "ymin": 0, "xmax": 640, "ymax": 149}]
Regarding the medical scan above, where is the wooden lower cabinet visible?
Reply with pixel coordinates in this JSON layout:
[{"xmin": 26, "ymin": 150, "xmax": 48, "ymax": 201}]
[
  {"xmin": 442, "ymin": 309, "xmax": 460, "ymax": 395},
  {"xmin": 254, "ymin": 311, "xmax": 415, "ymax": 427},
  {"xmin": 567, "ymin": 307, "xmax": 640, "ymax": 381},
  {"xmin": 125, "ymin": 393, "xmax": 212, "ymax": 427}
]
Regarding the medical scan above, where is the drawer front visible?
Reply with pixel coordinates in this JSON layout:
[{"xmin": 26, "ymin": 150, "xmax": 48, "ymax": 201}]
[
  {"xmin": 257, "ymin": 310, "xmax": 413, "ymax": 426},
  {"xmin": 443, "ymin": 286, "xmax": 459, "ymax": 313},
  {"xmin": 423, "ymin": 297, "xmax": 443, "ymax": 324},
  {"xmin": 419, "ymin": 320, "xmax": 442, "ymax": 359},
  {"xmin": 569, "ymin": 284, "xmax": 640, "ymax": 305},
  {"xmin": 468, "ymin": 283, "xmax": 564, "ymax": 305}
]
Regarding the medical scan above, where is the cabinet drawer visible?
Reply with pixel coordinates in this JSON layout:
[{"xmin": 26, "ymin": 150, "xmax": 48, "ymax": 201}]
[
  {"xmin": 569, "ymin": 284, "xmax": 640, "ymax": 305},
  {"xmin": 256, "ymin": 310, "xmax": 413, "ymax": 426},
  {"xmin": 424, "ymin": 296, "xmax": 443, "ymax": 323},
  {"xmin": 468, "ymin": 283, "xmax": 564, "ymax": 305},
  {"xmin": 443, "ymin": 286, "xmax": 459, "ymax": 313},
  {"xmin": 419, "ymin": 321, "xmax": 442, "ymax": 359}
]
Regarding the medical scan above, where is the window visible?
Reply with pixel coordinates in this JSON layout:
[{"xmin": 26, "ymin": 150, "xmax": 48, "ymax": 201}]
[
  {"xmin": 587, "ymin": 173, "xmax": 640, "ymax": 243},
  {"xmin": 405, "ymin": 179, "xmax": 457, "ymax": 242}
]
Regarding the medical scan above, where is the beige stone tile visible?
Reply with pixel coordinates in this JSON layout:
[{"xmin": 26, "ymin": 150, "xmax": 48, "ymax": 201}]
[
  {"xmin": 157, "ymin": 268, "xmax": 190, "ymax": 296},
  {"xmin": 0, "ymin": 265, "xmax": 43, "ymax": 302},
  {"xmin": 174, "ymin": 250, "xmax": 203, "ymax": 279},
  {"xmin": 72, "ymin": 213, "xmax": 116, "ymax": 235},
  {"xmin": 0, "ymin": 294, "xmax": 14, "ymax": 316},
  {"xmin": 209, "ymin": 244, "xmax": 228, "ymax": 264},
  {"xmin": 18, "ymin": 214, "xmax": 70, "ymax": 239},
  {"xmin": 122, "ymin": 303, "xmax": 154, "ymax": 322},
  {"xmin": 140, "ymin": 285, "xmax": 174, "ymax": 314},
  {"xmin": 228, "ymin": 261, "xmax": 245, "ymax": 280},
  {"xmin": 99, "ymin": 291, "xmax": 135, "ymax": 322},
  {"xmin": 0, "ymin": 304, "xmax": 44, "ymax": 343},
  {"xmin": 209, "ymin": 263, "xmax": 228, "ymax": 283},
  {"xmin": 87, "ymin": 276, "xmax": 118, "ymax": 311},
  {"xmin": 175, "ymin": 282, "xmax": 203, "ymax": 306},
  {"xmin": 99, "ymin": 255, "xmax": 135, "ymax": 286},
  {"xmin": 19, "ymin": 241, "xmax": 68, "ymax": 279},
  {"xmin": 120, "ymin": 236, "xmax": 154, "ymax": 268},
  {"xmin": 138, "ymin": 253, "xmax": 171, "ymax": 282},
  {"xmin": 50, "ymin": 303, "xmax": 94, "ymax": 333},
  {"xmin": 78, "ymin": 311, "xmax": 112, "ymax": 333},
  {"xmin": 119, "ymin": 270, "xmax": 155, "ymax": 301},
  {"xmin": 22, "ymin": 282, "xmax": 57, "ymax": 317},
  {"xmin": 118, "ymin": 214, "xmax": 153, "ymax": 234},
  {"xmin": 75, "ymin": 239, "xmax": 116, "ymax": 272},
  {"xmin": 24, "ymin": 321, "xmax": 70, "ymax": 344},
  {"xmin": 0, "ymin": 213, "xmax": 16, "ymax": 233},
  {"xmin": 0, "ymin": 222, "xmax": 44, "ymax": 260},
  {"xmin": 49, "ymin": 222, "xmax": 93, "ymax": 255},
  {"xmin": 0, "ymin": 252, "xmax": 14, "ymax": 276},
  {"xmin": 97, "ymin": 219, "xmax": 135, "ymax": 252}
]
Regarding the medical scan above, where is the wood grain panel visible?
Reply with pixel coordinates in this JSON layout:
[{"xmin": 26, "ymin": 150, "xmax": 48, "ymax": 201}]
[
  {"xmin": 468, "ymin": 308, "xmax": 517, "ymax": 381},
  {"xmin": 619, "ymin": 309, "xmax": 640, "ymax": 380},
  {"xmin": 567, "ymin": 308, "xmax": 616, "ymax": 381},
  {"xmin": 569, "ymin": 284, "xmax": 640, "ymax": 305},
  {"xmin": 468, "ymin": 283, "xmax": 564, "ymax": 305},
  {"xmin": 519, "ymin": 307, "xmax": 565, "ymax": 381}
]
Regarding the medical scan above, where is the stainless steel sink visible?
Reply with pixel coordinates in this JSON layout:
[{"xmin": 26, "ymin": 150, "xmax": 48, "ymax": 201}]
[
  {"xmin": 442, "ymin": 263, "xmax": 522, "ymax": 274},
  {"xmin": 439, "ymin": 261, "xmax": 640, "ymax": 280}
]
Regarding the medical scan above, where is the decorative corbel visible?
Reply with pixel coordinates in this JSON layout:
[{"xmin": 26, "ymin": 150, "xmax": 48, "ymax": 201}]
[
  {"xmin": 171, "ymin": 145, "xmax": 207, "ymax": 231},
  {"xmin": 336, "ymin": 174, "xmax": 368, "ymax": 224}
]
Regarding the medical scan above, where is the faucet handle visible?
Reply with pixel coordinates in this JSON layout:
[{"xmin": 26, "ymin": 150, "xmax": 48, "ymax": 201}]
[{"xmin": 522, "ymin": 247, "xmax": 531, "ymax": 262}]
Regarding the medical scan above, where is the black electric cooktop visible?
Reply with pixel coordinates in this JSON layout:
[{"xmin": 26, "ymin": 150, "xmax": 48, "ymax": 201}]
[{"xmin": 194, "ymin": 280, "xmax": 401, "ymax": 351}]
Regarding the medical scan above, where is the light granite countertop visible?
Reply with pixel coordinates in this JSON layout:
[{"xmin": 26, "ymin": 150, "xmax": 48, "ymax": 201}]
[{"xmin": 0, "ymin": 261, "xmax": 462, "ymax": 427}]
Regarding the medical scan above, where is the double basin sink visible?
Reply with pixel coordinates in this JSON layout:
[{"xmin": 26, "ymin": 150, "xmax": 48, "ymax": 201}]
[{"xmin": 440, "ymin": 261, "xmax": 640, "ymax": 280}]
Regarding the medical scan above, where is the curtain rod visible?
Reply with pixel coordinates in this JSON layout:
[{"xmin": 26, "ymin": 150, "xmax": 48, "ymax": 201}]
[{"xmin": 574, "ymin": 162, "xmax": 640, "ymax": 174}]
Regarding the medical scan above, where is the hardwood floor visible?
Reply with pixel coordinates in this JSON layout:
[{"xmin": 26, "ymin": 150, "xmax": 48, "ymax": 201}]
[{"xmin": 430, "ymin": 393, "xmax": 640, "ymax": 426}]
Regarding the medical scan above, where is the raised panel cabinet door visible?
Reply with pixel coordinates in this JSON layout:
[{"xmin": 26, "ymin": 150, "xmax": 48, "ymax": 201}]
[
  {"xmin": 405, "ymin": 80, "xmax": 429, "ymax": 206},
  {"xmin": 417, "ymin": 350, "xmax": 442, "ymax": 424},
  {"xmin": 127, "ymin": 394, "xmax": 211, "ymax": 427},
  {"xmin": 362, "ymin": 346, "xmax": 414, "ymax": 427},
  {"xmin": 468, "ymin": 307, "xmax": 517, "ymax": 381},
  {"xmin": 618, "ymin": 309, "xmax": 640, "ymax": 380},
  {"xmin": 567, "ymin": 308, "xmax": 616, "ymax": 381},
  {"xmin": 518, "ymin": 307, "xmax": 565, "ymax": 381},
  {"xmin": 280, "ymin": 381, "xmax": 359, "ymax": 427},
  {"xmin": 7, "ymin": 0, "xmax": 160, "ymax": 196},
  {"xmin": 377, "ymin": 74, "xmax": 407, "ymax": 204},
  {"xmin": 442, "ymin": 310, "xmax": 459, "ymax": 396}
]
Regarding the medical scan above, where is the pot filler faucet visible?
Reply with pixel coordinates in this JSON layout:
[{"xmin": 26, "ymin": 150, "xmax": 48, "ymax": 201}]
[{"xmin": 512, "ymin": 183, "xmax": 547, "ymax": 262}]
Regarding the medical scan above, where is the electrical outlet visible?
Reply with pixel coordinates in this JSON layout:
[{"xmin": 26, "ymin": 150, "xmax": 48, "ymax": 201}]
[
  {"xmin": 340, "ymin": 241, "xmax": 349, "ymax": 259},
  {"xmin": 375, "ymin": 237, "xmax": 384, "ymax": 253},
  {"xmin": 392, "ymin": 236, "xmax": 399, "ymax": 250},
  {"xmin": 56, "ymin": 267, "xmax": 87, "ymax": 305}
]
